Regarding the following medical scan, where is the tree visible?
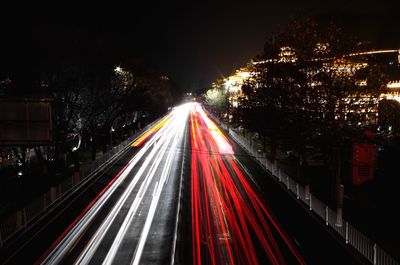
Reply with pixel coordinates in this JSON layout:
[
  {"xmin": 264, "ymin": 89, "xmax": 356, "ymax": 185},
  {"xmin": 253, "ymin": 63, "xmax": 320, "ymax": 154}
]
[
  {"xmin": 204, "ymin": 80, "xmax": 228, "ymax": 120},
  {"xmin": 238, "ymin": 18, "xmax": 389, "ymax": 217},
  {"xmin": 379, "ymin": 99, "xmax": 400, "ymax": 138}
]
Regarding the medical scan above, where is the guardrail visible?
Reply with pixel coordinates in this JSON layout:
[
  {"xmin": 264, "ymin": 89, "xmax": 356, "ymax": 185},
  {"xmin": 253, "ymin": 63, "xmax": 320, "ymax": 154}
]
[
  {"xmin": 0, "ymin": 120, "xmax": 159, "ymax": 248},
  {"xmin": 216, "ymin": 117, "xmax": 398, "ymax": 265}
]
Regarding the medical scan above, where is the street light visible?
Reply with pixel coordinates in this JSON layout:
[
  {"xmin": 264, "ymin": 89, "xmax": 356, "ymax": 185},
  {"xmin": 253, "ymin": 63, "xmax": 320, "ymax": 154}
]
[
  {"xmin": 114, "ymin": 66, "xmax": 122, "ymax": 73},
  {"xmin": 110, "ymin": 126, "xmax": 115, "ymax": 146}
]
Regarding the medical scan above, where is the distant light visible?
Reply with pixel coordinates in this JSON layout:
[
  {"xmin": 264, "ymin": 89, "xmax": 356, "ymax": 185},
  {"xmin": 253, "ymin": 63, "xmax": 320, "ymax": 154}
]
[
  {"xmin": 387, "ymin": 81, "xmax": 400, "ymax": 89},
  {"xmin": 346, "ymin": 49, "xmax": 399, "ymax": 57},
  {"xmin": 115, "ymin": 66, "xmax": 122, "ymax": 73},
  {"xmin": 356, "ymin": 80, "xmax": 367, "ymax": 86}
]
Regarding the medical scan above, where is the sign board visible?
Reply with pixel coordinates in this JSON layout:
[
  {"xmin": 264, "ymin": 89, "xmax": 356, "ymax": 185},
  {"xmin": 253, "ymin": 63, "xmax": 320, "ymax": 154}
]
[
  {"xmin": 0, "ymin": 98, "xmax": 53, "ymax": 145},
  {"xmin": 352, "ymin": 142, "xmax": 376, "ymax": 185}
]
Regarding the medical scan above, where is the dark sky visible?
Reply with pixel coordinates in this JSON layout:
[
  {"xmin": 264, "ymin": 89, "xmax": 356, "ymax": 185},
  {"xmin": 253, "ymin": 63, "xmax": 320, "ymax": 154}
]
[{"xmin": 1, "ymin": 1, "xmax": 399, "ymax": 92}]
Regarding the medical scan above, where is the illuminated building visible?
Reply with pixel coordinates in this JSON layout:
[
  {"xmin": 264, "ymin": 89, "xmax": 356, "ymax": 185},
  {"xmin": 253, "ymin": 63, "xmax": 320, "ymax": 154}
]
[
  {"xmin": 222, "ymin": 68, "xmax": 252, "ymax": 108},
  {"xmin": 220, "ymin": 48, "xmax": 399, "ymax": 127},
  {"xmin": 279, "ymin": 46, "xmax": 298, "ymax": 63},
  {"xmin": 382, "ymin": 81, "xmax": 400, "ymax": 102}
]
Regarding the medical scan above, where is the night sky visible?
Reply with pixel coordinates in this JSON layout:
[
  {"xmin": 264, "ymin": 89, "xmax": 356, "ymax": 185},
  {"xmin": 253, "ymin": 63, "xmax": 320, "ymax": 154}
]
[{"xmin": 1, "ymin": 0, "xmax": 399, "ymax": 92}]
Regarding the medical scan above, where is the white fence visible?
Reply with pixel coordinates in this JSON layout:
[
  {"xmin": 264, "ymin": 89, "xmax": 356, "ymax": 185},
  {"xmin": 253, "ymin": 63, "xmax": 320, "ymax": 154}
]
[{"xmin": 220, "ymin": 119, "xmax": 398, "ymax": 265}]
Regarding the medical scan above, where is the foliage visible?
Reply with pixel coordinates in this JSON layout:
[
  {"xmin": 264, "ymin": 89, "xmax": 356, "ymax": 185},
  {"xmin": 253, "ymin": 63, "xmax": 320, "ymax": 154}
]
[
  {"xmin": 203, "ymin": 80, "xmax": 228, "ymax": 118},
  {"xmin": 207, "ymin": 19, "xmax": 390, "ymax": 201},
  {"xmin": 2, "ymin": 54, "xmax": 181, "ymax": 171},
  {"xmin": 379, "ymin": 99, "xmax": 400, "ymax": 137}
]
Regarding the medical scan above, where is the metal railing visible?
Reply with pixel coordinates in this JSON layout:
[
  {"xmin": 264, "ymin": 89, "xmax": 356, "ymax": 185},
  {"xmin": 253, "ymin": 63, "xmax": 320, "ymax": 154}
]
[
  {"xmin": 230, "ymin": 128, "xmax": 398, "ymax": 265},
  {"xmin": 0, "ymin": 121, "xmax": 159, "ymax": 247},
  {"xmin": 219, "ymin": 118, "xmax": 398, "ymax": 265}
]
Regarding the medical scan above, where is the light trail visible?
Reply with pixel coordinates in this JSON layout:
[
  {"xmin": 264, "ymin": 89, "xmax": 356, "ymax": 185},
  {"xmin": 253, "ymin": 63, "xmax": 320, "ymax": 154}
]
[
  {"xmin": 39, "ymin": 103, "xmax": 194, "ymax": 265},
  {"xmin": 131, "ymin": 119, "xmax": 181, "ymax": 265},
  {"xmin": 104, "ymin": 105, "xmax": 190, "ymax": 265},
  {"xmin": 131, "ymin": 113, "xmax": 172, "ymax": 147},
  {"xmin": 37, "ymin": 102, "xmax": 304, "ymax": 265},
  {"xmin": 190, "ymin": 105, "xmax": 306, "ymax": 265}
]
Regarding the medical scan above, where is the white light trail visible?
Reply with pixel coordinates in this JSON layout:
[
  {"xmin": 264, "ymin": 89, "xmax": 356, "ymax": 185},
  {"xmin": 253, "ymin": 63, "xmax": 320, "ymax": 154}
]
[
  {"xmin": 42, "ymin": 111, "xmax": 172, "ymax": 265},
  {"xmin": 102, "ymin": 120, "xmax": 177, "ymax": 264},
  {"xmin": 42, "ymin": 103, "xmax": 194, "ymax": 265},
  {"xmin": 72, "ymin": 103, "xmax": 193, "ymax": 265},
  {"xmin": 131, "ymin": 111, "xmax": 185, "ymax": 265}
]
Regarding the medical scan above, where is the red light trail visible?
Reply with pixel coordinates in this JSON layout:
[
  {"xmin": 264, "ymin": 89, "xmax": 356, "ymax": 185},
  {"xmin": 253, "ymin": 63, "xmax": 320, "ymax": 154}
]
[{"xmin": 190, "ymin": 105, "xmax": 306, "ymax": 265}]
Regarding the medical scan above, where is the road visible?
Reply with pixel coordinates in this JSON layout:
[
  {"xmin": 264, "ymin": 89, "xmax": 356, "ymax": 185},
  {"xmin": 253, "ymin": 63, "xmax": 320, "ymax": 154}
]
[
  {"xmin": 37, "ymin": 103, "xmax": 191, "ymax": 265},
  {"xmin": 189, "ymin": 105, "xmax": 306, "ymax": 265},
  {"xmin": 1, "ymin": 102, "xmax": 366, "ymax": 265}
]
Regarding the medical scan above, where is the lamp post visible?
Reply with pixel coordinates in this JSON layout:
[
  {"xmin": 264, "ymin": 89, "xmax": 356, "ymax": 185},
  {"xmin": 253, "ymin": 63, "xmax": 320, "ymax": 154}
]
[{"xmin": 110, "ymin": 126, "xmax": 115, "ymax": 147}]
